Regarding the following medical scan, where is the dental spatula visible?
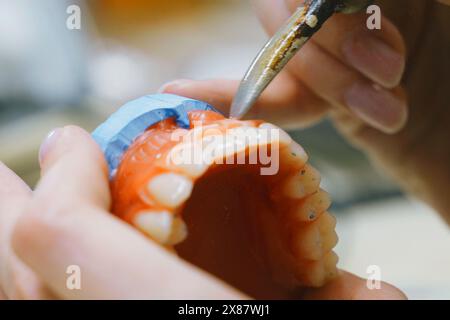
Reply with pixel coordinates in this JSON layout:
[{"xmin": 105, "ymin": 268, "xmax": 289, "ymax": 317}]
[{"xmin": 230, "ymin": 0, "xmax": 373, "ymax": 119}]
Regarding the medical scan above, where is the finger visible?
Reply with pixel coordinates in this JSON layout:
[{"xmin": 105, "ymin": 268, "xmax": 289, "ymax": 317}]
[
  {"xmin": 0, "ymin": 162, "xmax": 52, "ymax": 299},
  {"xmin": 36, "ymin": 126, "xmax": 111, "ymax": 210},
  {"xmin": 251, "ymin": 0, "xmax": 291, "ymax": 35},
  {"xmin": 12, "ymin": 206, "xmax": 246, "ymax": 299},
  {"xmin": 0, "ymin": 288, "xmax": 6, "ymax": 300},
  {"xmin": 12, "ymin": 127, "xmax": 245, "ymax": 299},
  {"xmin": 160, "ymin": 72, "xmax": 329, "ymax": 129},
  {"xmin": 0, "ymin": 162, "xmax": 30, "ymax": 297},
  {"xmin": 284, "ymin": 0, "xmax": 406, "ymax": 88},
  {"xmin": 4, "ymin": 126, "xmax": 110, "ymax": 298},
  {"xmin": 289, "ymin": 40, "xmax": 407, "ymax": 134},
  {"xmin": 253, "ymin": 0, "xmax": 408, "ymax": 133},
  {"xmin": 301, "ymin": 271, "xmax": 407, "ymax": 300}
]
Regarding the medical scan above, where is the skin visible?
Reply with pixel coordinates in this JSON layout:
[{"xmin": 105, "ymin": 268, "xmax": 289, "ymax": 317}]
[
  {"xmin": 161, "ymin": 0, "xmax": 450, "ymax": 225},
  {"xmin": 0, "ymin": 126, "xmax": 406, "ymax": 299},
  {"xmin": 2, "ymin": 0, "xmax": 448, "ymax": 300}
]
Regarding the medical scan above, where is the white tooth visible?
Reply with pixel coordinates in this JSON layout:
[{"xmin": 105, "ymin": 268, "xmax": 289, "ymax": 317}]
[
  {"xmin": 292, "ymin": 190, "xmax": 331, "ymax": 222},
  {"xmin": 283, "ymin": 176, "xmax": 306, "ymax": 199},
  {"xmin": 227, "ymin": 126, "xmax": 260, "ymax": 149},
  {"xmin": 280, "ymin": 141, "xmax": 308, "ymax": 171},
  {"xmin": 203, "ymin": 127, "xmax": 260, "ymax": 163},
  {"xmin": 148, "ymin": 173, "xmax": 193, "ymax": 208},
  {"xmin": 300, "ymin": 259, "xmax": 326, "ymax": 287},
  {"xmin": 176, "ymin": 162, "xmax": 208, "ymax": 178},
  {"xmin": 323, "ymin": 251, "xmax": 339, "ymax": 281},
  {"xmin": 288, "ymin": 141, "xmax": 308, "ymax": 164},
  {"xmin": 258, "ymin": 123, "xmax": 292, "ymax": 146},
  {"xmin": 318, "ymin": 212, "xmax": 337, "ymax": 233},
  {"xmin": 291, "ymin": 223, "xmax": 322, "ymax": 260},
  {"xmin": 290, "ymin": 211, "xmax": 338, "ymax": 261},
  {"xmin": 134, "ymin": 211, "xmax": 174, "ymax": 244},
  {"xmin": 321, "ymin": 230, "xmax": 338, "ymax": 253},
  {"xmin": 282, "ymin": 165, "xmax": 321, "ymax": 199},
  {"xmin": 201, "ymin": 133, "xmax": 234, "ymax": 164},
  {"xmin": 295, "ymin": 251, "xmax": 339, "ymax": 287},
  {"xmin": 318, "ymin": 212, "xmax": 338, "ymax": 254},
  {"xmin": 166, "ymin": 142, "xmax": 208, "ymax": 178},
  {"xmin": 167, "ymin": 217, "xmax": 188, "ymax": 245}
]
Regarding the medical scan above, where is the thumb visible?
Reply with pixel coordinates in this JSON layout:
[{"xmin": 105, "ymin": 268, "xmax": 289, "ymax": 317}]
[{"xmin": 36, "ymin": 125, "xmax": 110, "ymax": 209}]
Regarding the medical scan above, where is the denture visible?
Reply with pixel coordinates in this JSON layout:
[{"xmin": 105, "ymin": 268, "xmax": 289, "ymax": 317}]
[{"xmin": 93, "ymin": 94, "xmax": 338, "ymax": 298}]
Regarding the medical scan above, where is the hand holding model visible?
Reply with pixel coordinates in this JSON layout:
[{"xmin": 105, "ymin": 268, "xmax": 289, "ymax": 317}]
[
  {"xmin": 0, "ymin": 126, "xmax": 404, "ymax": 299},
  {"xmin": 163, "ymin": 0, "xmax": 450, "ymax": 224}
]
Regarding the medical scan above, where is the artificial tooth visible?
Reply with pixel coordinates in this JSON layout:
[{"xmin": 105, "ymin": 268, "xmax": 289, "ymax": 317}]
[
  {"xmin": 282, "ymin": 164, "xmax": 321, "ymax": 199},
  {"xmin": 318, "ymin": 211, "xmax": 337, "ymax": 233},
  {"xmin": 167, "ymin": 217, "xmax": 188, "ymax": 245},
  {"xmin": 226, "ymin": 127, "xmax": 263, "ymax": 153},
  {"xmin": 318, "ymin": 212, "xmax": 338, "ymax": 253},
  {"xmin": 288, "ymin": 141, "xmax": 308, "ymax": 164},
  {"xmin": 290, "ymin": 211, "xmax": 338, "ymax": 262},
  {"xmin": 298, "ymin": 251, "xmax": 339, "ymax": 287},
  {"xmin": 201, "ymin": 132, "xmax": 244, "ymax": 164},
  {"xmin": 292, "ymin": 189, "xmax": 331, "ymax": 222},
  {"xmin": 176, "ymin": 162, "xmax": 208, "ymax": 179},
  {"xmin": 323, "ymin": 251, "xmax": 339, "ymax": 281},
  {"xmin": 258, "ymin": 123, "xmax": 292, "ymax": 146},
  {"xmin": 147, "ymin": 173, "xmax": 193, "ymax": 208},
  {"xmin": 296, "ymin": 251, "xmax": 338, "ymax": 287},
  {"xmin": 290, "ymin": 223, "xmax": 322, "ymax": 261},
  {"xmin": 166, "ymin": 142, "xmax": 208, "ymax": 178},
  {"xmin": 280, "ymin": 141, "xmax": 308, "ymax": 171},
  {"xmin": 320, "ymin": 230, "xmax": 339, "ymax": 257},
  {"xmin": 295, "ymin": 259, "xmax": 326, "ymax": 287},
  {"xmin": 133, "ymin": 211, "xmax": 174, "ymax": 244}
]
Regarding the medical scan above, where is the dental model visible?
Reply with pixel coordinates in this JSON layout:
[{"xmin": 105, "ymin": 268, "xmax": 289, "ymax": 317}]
[{"xmin": 93, "ymin": 94, "xmax": 338, "ymax": 298}]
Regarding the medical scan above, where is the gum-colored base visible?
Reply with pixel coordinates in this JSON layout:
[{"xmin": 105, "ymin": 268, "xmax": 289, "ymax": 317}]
[{"xmin": 111, "ymin": 110, "xmax": 338, "ymax": 298}]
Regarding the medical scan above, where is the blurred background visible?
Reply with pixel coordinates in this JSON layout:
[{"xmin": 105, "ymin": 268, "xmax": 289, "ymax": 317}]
[{"xmin": 0, "ymin": 0, "xmax": 448, "ymax": 299}]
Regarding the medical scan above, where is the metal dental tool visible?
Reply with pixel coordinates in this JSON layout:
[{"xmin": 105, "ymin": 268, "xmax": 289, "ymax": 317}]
[{"xmin": 230, "ymin": 0, "xmax": 373, "ymax": 119}]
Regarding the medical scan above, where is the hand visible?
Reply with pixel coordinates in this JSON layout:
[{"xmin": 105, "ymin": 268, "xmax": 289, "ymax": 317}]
[
  {"xmin": 160, "ymin": 0, "xmax": 450, "ymax": 224},
  {"xmin": 0, "ymin": 126, "xmax": 405, "ymax": 299}
]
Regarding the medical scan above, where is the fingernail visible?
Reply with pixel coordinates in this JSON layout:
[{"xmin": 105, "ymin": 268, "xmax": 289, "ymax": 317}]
[
  {"xmin": 158, "ymin": 79, "xmax": 193, "ymax": 93},
  {"xmin": 345, "ymin": 82, "xmax": 407, "ymax": 133},
  {"xmin": 39, "ymin": 128, "xmax": 62, "ymax": 166},
  {"xmin": 343, "ymin": 31, "xmax": 405, "ymax": 88}
]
